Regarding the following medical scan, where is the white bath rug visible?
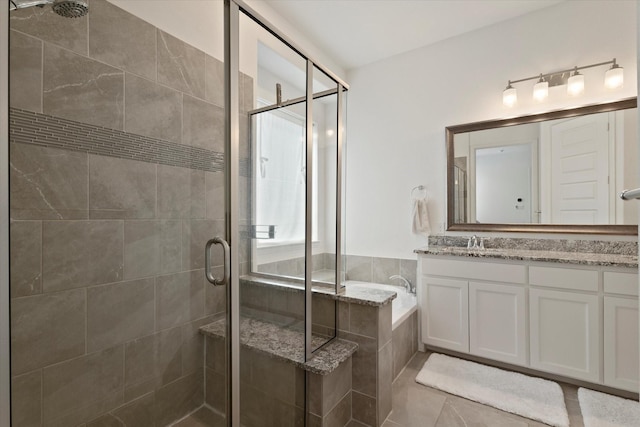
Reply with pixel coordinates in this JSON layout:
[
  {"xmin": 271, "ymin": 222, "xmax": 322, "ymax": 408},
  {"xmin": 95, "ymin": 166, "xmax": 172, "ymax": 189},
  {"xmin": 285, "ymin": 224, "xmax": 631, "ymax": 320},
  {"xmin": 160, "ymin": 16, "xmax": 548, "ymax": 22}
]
[
  {"xmin": 578, "ymin": 387, "xmax": 640, "ymax": 427},
  {"xmin": 415, "ymin": 353, "xmax": 569, "ymax": 427}
]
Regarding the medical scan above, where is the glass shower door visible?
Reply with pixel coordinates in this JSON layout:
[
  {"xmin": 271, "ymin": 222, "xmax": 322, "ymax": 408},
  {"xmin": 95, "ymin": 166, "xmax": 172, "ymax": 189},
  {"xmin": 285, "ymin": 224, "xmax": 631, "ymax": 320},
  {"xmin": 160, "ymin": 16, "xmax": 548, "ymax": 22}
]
[{"xmin": 7, "ymin": 1, "xmax": 229, "ymax": 425}]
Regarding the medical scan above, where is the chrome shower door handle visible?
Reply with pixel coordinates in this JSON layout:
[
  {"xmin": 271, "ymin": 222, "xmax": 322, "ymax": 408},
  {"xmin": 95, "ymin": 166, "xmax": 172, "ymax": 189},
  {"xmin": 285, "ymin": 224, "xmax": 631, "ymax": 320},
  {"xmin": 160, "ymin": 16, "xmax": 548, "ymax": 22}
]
[{"xmin": 205, "ymin": 237, "xmax": 230, "ymax": 286}]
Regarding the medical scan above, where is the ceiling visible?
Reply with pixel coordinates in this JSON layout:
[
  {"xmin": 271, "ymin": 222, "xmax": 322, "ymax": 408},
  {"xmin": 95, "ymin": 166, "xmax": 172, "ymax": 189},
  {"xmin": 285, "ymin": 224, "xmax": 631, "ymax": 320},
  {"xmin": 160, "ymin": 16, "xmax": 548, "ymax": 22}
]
[{"xmin": 263, "ymin": 0, "xmax": 564, "ymax": 70}]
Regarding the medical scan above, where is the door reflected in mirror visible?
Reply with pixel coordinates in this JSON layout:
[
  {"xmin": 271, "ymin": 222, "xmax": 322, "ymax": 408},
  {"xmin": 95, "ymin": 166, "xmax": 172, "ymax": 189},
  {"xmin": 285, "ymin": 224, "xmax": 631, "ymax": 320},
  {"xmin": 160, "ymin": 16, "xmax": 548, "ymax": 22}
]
[{"xmin": 447, "ymin": 98, "xmax": 638, "ymax": 234}]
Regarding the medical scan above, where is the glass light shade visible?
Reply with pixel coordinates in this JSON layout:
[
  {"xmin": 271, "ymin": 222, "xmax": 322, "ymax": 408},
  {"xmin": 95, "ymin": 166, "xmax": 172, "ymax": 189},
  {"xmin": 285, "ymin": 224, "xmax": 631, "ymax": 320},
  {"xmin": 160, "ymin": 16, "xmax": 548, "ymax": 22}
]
[
  {"xmin": 567, "ymin": 73, "xmax": 584, "ymax": 96},
  {"xmin": 605, "ymin": 66, "xmax": 624, "ymax": 89},
  {"xmin": 503, "ymin": 86, "xmax": 517, "ymax": 107},
  {"xmin": 533, "ymin": 80, "xmax": 549, "ymax": 101}
]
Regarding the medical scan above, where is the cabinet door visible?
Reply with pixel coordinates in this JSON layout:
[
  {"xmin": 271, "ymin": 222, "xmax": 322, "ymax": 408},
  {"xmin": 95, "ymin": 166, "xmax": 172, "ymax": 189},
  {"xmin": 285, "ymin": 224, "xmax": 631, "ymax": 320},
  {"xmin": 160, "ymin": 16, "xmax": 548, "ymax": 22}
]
[
  {"xmin": 469, "ymin": 282, "xmax": 527, "ymax": 366},
  {"xmin": 604, "ymin": 296, "xmax": 639, "ymax": 392},
  {"xmin": 530, "ymin": 288, "xmax": 599, "ymax": 382},
  {"xmin": 422, "ymin": 277, "xmax": 469, "ymax": 353}
]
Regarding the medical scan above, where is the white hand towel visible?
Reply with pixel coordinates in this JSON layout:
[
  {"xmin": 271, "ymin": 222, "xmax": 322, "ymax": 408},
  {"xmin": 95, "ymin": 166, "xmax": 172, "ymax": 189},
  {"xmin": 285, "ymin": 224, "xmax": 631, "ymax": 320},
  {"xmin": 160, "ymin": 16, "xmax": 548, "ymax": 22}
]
[{"xmin": 412, "ymin": 198, "xmax": 431, "ymax": 237}]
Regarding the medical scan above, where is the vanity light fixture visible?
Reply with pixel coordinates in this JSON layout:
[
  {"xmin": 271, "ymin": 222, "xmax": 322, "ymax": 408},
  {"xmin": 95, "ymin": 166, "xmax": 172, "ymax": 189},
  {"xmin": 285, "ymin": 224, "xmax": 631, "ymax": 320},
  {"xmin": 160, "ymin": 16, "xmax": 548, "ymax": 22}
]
[
  {"xmin": 605, "ymin": 59, "xmax": 624, "ymax": 89},
  {"xmin": 567, "ymin": 67, "xmax": 584, "ymax": 96},
  {"xmin": 532, "ymin": 74, "xmax": 548, "ymax": 101},
  {"xmin": 502, "ymin": 81, "xmax": 517, "ymax": 107},
  {"xmin": 502, "ymin": 58, "xmax": 623, "ymax": 107}
]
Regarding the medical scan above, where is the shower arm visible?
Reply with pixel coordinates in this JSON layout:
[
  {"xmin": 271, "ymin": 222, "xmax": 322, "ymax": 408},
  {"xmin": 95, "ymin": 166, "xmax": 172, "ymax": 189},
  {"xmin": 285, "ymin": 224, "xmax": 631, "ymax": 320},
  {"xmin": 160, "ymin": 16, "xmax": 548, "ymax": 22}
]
[{"xmin": 9, "ymin": 0, "xmax": 53, "ymax": 11}]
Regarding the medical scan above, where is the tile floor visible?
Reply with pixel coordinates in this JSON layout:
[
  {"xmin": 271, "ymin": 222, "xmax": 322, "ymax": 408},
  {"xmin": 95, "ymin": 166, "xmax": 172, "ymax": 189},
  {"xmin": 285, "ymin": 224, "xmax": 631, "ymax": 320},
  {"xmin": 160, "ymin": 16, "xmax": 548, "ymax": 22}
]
[{"xmin": 173, "ymin": 350, "xmax": 586, "ymax": 427}]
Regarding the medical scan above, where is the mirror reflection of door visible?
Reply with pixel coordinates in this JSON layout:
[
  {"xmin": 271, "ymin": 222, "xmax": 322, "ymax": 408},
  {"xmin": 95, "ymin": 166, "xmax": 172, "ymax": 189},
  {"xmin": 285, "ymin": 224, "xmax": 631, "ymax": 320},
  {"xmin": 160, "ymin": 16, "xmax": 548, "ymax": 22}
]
[{"xmin": 541, "ymin": 112, "xmax": 612, "ymax": 224}]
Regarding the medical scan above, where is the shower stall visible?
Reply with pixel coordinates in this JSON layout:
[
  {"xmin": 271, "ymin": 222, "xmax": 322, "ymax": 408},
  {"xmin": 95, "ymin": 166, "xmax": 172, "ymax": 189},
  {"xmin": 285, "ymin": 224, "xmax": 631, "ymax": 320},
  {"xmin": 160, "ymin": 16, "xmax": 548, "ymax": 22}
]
[{"xmin": 1, "ymin": 0, "xmax": 348, "ymax": 425}]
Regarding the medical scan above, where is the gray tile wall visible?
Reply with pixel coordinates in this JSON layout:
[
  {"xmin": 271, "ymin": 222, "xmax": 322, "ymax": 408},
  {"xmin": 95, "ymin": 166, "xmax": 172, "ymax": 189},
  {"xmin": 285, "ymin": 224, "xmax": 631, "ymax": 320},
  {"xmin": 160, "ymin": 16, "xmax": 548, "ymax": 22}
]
[
  {"xmin": 8, "ymin": 1, "xmax": 251, "ymax": 426},
  {"xmin": 345, "ymin": 255, "xmax": 417, "ymax": 287},
  {"xmin": 338, "ymin": 301, "xmax": 393, "ymax": 427}
]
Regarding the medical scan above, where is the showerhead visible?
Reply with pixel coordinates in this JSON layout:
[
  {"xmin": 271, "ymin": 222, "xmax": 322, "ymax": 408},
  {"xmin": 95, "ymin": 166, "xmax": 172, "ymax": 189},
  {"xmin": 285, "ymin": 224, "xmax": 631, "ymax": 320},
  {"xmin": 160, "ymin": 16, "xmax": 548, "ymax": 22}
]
[
  {"xmin": 8, "ymin": 0, "xmax": 88, "ymax": 18},
  {"xmin": 51, "ymin": 0, "xmax": 88, "ymax": 18}
]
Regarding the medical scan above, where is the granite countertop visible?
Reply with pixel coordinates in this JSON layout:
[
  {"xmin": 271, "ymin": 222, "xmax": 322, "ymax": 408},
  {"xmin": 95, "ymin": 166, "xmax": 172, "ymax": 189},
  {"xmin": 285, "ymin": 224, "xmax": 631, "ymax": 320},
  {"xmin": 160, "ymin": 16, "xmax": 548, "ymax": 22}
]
[
  {"xmin": 416, "ymin": 246, "xmax": 638, "ymax": 268},
  {"xmin": 200, "ymin": 317, "xmax": 358, "ymax": 375},
  {"xmin": 241, "ymin": 274, "xmax": 396, "ymax": 307}
]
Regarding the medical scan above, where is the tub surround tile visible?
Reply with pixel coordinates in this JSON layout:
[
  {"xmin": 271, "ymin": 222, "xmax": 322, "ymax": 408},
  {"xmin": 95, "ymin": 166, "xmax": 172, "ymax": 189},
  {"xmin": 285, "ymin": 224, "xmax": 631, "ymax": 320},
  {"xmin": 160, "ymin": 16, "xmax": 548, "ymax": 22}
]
[
  {"xmin": 10, "ymin": 143, "xmax": 88, "ymax": 220},
  {"xmin": 10, "ymin": 221, "xmax": 42, "ymax": 298},
  {"xmin": 125, "ymin": 73, "xmax": 182, "ymax": 143},
  {"xmin": 392, "ymin": 312, "xmax": 417, "ymax": 379},
  {"xmin": 377, "ymin": 342, "xmax": 393, "ymax": 423},
  {"xmin": 89, "ymin": 155, "xmax": 156, "ymax": 219},
  {"xmin": 10, "ymin": 4, "xmax": 87, "ymax": 54},
  {"xmin": 44, "ymin": 44, "xmax": 124, "ymax": 130},
  {"xmin": 378, "ymin": 304, "xmax": 392, "ymax": 348},
  {"xmin": 309, "ymin": 357, "xmax": 352, "ymax": 416},
  {"xmin": 11, "ymin": 289, "xmax": 86, "ymax": 375},
  {"xmin": 11, "ymin": 370, "xmax": 42, "ymax": 427},
  {"xmin": 42, "ymin": 220, "xmax": 123, "ymax": 292},
  {"xmin": 88, "ymin": 0, "xmax": 156, "ymax": 81},
  {"xmin": 157, "ymin": 30, "xmax": 206, "ymax": 99},
  {"xmin": 340, "ymin": 331, "xmax": 377, "ymax": 398},
  {"xmin": 399, "ymin": 259, "xmax": 417, "ymax": 288},
  {"xmin": 10, "ymin": 30, "xmax": 42, "ymax": 112},
  {"xmin": 346, "ymin": 255, "xmax": 373, "ymax": 282},
  {"xmin": 372, "ymin": 257, "xmax": 400, "ymax": 285},
  {"xmin": 350, "ymin": 304, "xmax": 378, "ymax": 338},
  {"xmin": 87, "ymin": 278, "xmax": 156, "ymax": 352}
]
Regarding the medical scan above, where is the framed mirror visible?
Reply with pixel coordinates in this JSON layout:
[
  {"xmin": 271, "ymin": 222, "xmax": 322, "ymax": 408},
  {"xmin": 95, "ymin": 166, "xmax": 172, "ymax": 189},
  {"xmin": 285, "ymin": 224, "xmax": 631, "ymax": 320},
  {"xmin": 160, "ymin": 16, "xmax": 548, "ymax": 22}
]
[{"xmin": 446, "ymin": 98, "xmax": 638, "ymax": 235}]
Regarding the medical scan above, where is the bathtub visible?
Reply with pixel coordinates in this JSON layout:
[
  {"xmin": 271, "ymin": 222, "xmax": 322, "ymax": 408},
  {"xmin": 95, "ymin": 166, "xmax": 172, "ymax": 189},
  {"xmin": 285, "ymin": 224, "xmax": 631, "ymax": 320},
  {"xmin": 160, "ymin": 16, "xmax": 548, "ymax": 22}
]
[{"xmin": 345, "ymin": 281, "xmax": 417, "ymax": 330}]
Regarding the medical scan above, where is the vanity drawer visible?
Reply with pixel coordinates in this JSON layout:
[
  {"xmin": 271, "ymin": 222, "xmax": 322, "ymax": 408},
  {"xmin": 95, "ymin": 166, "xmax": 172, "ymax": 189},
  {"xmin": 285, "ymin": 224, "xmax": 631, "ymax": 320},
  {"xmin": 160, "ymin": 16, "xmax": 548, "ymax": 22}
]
[
  {"xmin": 604, "ymin": 271, "xmax": 638, "ymax": 296},
  {"xmin": 529, "ymin": 266, "xmax": 598, "ymax": 292},
  {"xmin": 423, "ymin": 257, "xmax": 526, "ymax": 284}
]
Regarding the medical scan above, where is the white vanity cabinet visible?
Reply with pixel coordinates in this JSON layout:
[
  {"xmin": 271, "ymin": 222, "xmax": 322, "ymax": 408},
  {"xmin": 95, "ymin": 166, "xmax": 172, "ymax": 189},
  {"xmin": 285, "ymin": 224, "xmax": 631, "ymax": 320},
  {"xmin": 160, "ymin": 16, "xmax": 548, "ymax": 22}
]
[
  {"xmin": 423, "ymin": 277, "xmax": 469, "ymax": 352},
  {"xmin": 469, "ymin": 281, "xmax": 527, "ymax": 366},
  {"xmin": 529, "ymin": 288, "xmax": 600, "ymax": 383},
  {"xmin": 421, "ymin": 257, "xmax": 528, "ymax": 365},
  {"xmin": 419, "ymin": 254, "xmax": 639, "ymax": 393},
  {"xmin": 603, "ymin": 271, "xmax": 639, "ymax": 392}
]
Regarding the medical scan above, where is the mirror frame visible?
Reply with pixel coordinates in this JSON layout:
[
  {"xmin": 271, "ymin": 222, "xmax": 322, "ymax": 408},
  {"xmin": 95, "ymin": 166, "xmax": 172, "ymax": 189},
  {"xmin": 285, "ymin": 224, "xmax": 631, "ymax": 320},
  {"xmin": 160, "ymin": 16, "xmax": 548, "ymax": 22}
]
[{"xmin": 446, "ymin": 97, "xmax": 638, "ymax": 235}]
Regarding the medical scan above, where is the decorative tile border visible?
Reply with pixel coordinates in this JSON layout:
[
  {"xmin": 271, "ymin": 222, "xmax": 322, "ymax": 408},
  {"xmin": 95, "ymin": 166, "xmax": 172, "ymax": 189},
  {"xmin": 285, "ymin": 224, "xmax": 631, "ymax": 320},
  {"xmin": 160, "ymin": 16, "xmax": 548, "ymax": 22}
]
[{"xmin": 9, "ymin": 108, "xmax": 250, "ymax": 175}]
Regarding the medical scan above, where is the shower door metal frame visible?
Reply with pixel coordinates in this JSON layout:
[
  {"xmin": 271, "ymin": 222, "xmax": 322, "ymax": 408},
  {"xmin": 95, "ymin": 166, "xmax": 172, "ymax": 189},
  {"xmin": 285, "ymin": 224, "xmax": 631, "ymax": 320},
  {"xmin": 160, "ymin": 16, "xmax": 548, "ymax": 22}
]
[
  {"xmin": 0, "ymin": 4, "xmax": 10, "ymax": 427},
  {"xmin": 225, "ymin": 0, "xmax": 348, "ymax": 425}
]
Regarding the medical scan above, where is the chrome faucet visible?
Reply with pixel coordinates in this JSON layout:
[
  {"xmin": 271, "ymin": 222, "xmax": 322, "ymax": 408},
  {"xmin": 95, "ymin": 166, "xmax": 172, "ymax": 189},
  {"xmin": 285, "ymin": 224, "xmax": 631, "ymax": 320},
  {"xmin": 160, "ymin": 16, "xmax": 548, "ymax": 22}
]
[
  {"xmin": 467, "ymin": 235, "xmax": 478, "ymax": 249},
  {"xmin": 389, "ymin": 275, "xmax": 415, "ymax": 294}
]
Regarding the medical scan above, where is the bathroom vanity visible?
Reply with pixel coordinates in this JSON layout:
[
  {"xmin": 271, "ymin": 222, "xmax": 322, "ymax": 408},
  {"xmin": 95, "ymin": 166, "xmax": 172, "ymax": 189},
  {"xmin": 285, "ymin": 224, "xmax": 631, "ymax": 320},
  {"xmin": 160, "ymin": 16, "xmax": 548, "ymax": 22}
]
[{"xmin": 416, "ymin": 245, "xmax": 639, "ymax": 394}]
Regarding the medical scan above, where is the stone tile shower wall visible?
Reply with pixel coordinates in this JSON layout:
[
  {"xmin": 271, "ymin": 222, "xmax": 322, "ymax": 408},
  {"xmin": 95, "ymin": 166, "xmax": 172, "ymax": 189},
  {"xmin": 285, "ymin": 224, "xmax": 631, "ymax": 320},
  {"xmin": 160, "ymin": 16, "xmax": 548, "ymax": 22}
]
[{"xmin": 8, "ymin": 1, "xmax": 251, "ymax": 426}]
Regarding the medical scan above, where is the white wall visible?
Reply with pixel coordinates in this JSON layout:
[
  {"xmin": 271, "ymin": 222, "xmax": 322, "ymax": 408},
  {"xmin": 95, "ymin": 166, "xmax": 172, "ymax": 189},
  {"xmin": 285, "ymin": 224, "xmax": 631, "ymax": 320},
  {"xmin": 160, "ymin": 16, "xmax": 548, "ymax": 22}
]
[
  {"xmin": 107, "ymin": 0, "xmax": 346, "ymax": 80},
  {"xmin": 345, "ymin": 0, "xmax": 637, "ymax": 259}
]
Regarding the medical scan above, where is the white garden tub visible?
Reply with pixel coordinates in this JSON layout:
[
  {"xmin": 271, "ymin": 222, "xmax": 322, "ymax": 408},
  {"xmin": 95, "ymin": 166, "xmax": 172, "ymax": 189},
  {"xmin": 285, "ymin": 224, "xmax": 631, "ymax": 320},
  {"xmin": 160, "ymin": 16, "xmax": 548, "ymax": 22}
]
[{"xmin": 345, "ymin": 281, "xmax": 417, "ymax": 330}]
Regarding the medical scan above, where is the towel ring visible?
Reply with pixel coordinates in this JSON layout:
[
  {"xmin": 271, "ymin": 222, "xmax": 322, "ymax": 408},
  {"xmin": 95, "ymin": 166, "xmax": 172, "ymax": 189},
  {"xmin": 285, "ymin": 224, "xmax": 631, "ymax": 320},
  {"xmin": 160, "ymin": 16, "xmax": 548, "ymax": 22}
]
[{"xmin": 411, "ymin": 185, "xmax": 427, "ymax": 199}]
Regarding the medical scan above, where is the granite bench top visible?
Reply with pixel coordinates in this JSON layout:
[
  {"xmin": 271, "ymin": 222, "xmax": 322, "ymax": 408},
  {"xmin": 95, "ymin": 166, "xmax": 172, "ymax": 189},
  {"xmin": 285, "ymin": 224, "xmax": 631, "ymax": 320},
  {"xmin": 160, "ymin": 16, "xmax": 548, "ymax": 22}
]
[
  {"xmin": 241, "ymin": 274, "xmax": 396, "ymax": 307},
  {"xmin": 415, "ymin": 246, "xmax": 638, "ymax": 268},
  {"xmin": 199, "ymin": 316, "xmax": 358, "ymax": 375}
]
